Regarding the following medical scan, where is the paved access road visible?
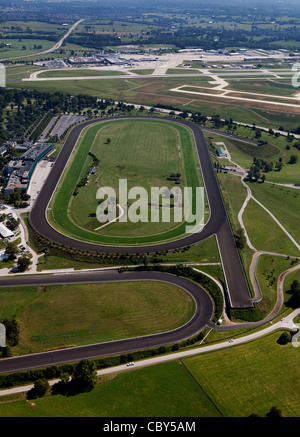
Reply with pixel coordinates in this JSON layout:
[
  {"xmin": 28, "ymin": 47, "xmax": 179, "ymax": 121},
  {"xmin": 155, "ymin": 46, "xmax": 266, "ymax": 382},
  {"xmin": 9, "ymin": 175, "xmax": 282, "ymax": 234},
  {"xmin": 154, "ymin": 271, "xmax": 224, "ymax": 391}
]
[
  {"xmin": 30, "ymin": 116, "xmax": 252, "ymax": 309},
  {"xmin": 0, "ymin": 270, "xmax": 213, "ymax": 374}
]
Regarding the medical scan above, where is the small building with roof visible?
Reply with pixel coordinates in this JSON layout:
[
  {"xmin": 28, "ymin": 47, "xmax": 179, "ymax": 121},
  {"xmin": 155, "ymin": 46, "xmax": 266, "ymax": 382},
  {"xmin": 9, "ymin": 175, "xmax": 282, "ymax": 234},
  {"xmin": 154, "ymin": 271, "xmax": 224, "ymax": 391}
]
[
  {"xmin": 0, "ymin": 223, "xmax": 14, "ymax": 239},
  {"xmin": 216, "ymin": 146, "xmax": 226, "ymax": 157}
]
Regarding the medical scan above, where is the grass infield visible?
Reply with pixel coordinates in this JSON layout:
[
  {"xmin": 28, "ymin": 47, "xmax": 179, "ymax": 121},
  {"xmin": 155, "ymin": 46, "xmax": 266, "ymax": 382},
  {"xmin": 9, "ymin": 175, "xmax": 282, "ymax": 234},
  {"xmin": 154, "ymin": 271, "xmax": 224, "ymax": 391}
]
[
  {"xmin": 49, "ymin": 118, "xmax": 206, "ymax": 245},
  {"xmin": 0, "ymin": 281, "xmax": 195, "ymax": 355}
]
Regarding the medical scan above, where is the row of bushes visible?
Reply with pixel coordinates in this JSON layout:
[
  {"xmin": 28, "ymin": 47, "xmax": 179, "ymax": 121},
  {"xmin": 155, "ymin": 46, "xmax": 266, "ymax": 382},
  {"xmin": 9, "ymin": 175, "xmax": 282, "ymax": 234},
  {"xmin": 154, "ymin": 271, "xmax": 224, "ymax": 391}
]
[
  {"xmin": 29, "ymin": 111, "xmax": 54, "ymax": 142},
  {"xmin": 25, "ymin": 217, "xmax": 195, "ymax": 267}
]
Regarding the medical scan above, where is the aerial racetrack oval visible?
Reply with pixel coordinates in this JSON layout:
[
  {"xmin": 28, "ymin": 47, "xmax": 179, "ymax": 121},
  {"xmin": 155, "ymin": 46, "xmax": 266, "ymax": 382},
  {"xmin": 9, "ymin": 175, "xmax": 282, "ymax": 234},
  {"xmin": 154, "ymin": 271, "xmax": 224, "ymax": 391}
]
[
  {"xmin": 29, "ymin": 115, "xmax": 253, "ymax": 309},
  {"xmin": 30, "ymin": 115, "xmax": 224, "ymax": 253},
  {"xmin": 46, "ymin": 117, "xmax": 207, "ymax": 246}
]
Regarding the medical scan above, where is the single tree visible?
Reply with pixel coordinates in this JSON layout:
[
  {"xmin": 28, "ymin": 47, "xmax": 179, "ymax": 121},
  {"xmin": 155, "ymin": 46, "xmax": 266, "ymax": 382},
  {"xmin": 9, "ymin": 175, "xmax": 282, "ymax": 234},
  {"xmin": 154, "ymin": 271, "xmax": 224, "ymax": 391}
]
[
  {"xmin": 290, "ymin": 280, "xmax": 300, "ymax": 294},
  {"xmin": 71, "ymin": 359, "xmax": 97, "ymax": 392},
  {"xmin": 27, "ymin": 378, "xmax": 49, "ymax": 399},
  {"xmin": 277, "ymin": 331, "xmax": 291, "ymax": 345},
  {"xmin": 266, "ymin": 406, "xmax": 283, "ymax": 417},
  {"xmin": 17, "ymin": 255, "xmax": 31, "ymax": 272}
]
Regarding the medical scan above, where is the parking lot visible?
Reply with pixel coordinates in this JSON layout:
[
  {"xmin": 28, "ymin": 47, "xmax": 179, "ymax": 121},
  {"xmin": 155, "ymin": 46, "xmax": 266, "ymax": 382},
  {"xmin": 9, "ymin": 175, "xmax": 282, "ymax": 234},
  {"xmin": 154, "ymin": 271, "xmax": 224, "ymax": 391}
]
[{"xmin": 50, "ymin": 115, "xmax": 87, "ymax": 138}]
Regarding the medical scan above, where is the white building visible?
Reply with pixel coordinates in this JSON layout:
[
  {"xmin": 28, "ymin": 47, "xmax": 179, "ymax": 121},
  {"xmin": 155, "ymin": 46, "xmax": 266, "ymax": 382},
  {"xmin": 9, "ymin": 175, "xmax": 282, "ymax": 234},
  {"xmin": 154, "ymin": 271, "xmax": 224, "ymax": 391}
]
[{"xmin": 0, "ymin": 223, "xmax": 14, "ymax": 239}]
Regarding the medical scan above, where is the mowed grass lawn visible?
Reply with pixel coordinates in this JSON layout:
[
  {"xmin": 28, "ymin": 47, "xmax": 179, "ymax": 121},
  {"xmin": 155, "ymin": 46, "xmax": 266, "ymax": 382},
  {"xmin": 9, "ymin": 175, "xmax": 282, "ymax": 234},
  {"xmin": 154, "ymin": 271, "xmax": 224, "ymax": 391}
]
[
  {"xmin": 50, "ymin": 118, "xmax": 205, "ymax": 245},
  {"xmin": 0, "ymin": 281, "xmax": 195, "ymax": 355},
  {"xmin": 243, "ymin": 198, "xmax": 299, "ymax": 257},
  {"xmin": 184, "ymin": 332, "xmax": 300, "ymax": 417},
  {"xmin": 255, "ymin": 254, "xmax": 300, "ymax": 316},
  {"xmin": 248, "ymin": 182, "xmax": 300, "ymax": 244},
  {"xmin": 216, "ymin": 172, "xmax": 247, "ymax": 233},
  {"xmin": 0, "ymin": 362, "xmax": 221, "ymax": 417},
  {"xmin": 1, "ymin": 333, "xmax": 299, "ymax": 417},
  {"xmin": 227, "ymin": 78, "xmax": 299, "ymax": 97}
]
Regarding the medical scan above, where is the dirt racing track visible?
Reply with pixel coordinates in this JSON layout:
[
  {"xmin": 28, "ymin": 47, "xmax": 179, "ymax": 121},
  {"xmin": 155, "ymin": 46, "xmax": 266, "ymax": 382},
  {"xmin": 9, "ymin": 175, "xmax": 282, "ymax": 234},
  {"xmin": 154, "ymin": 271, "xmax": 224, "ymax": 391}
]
[
  {"xmin": 0, "ymin": 116, "xmax": 254, "ymax": 374},
  {"xmin": 30, "ymin": 116, "xmax": 252, "ymax": 309}
]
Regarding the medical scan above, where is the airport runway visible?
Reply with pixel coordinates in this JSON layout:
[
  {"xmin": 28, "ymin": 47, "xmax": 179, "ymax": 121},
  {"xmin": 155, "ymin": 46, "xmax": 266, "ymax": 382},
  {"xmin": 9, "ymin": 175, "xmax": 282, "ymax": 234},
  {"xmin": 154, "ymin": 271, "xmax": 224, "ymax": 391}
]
[
  {"xmin": 0, "ymin": 270, "xmax": 213, "ymax": 374},
  {"xmin": 30, "ymin": 116, "xmax": 252, "ymax": 309}
]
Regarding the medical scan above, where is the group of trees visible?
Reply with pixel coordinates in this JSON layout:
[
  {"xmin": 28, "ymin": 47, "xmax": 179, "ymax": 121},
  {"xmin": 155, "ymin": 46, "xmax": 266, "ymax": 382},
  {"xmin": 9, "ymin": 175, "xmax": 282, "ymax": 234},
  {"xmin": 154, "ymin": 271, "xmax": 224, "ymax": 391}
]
[
  {"xmin": 26, "ymin": 359, "xmax": 97, "ymax": 399},
  {"xmin": 0, "ymin": 88, "xmax": 116, "ymax": 149},
  {"xmin": 234, "ymin": 228, "xmax": 247, "ymax": 250},
  {"xmin": 246, "ymin": 156, "xmax": 287, "ymax": 182},
  {"xmin": 0, "ymin": 316, "xmax": 20, "ymax": 358},
  {"xmin": 287, "ymin": 279, "xmax": 300, "ymax": 308},
  {"xmin": 66, "ymin": 19, "xmax": 300, "ymax": 51},
  {"xmin": 4, "ymin": 240, "xmax": 31, "ymax": 272}
]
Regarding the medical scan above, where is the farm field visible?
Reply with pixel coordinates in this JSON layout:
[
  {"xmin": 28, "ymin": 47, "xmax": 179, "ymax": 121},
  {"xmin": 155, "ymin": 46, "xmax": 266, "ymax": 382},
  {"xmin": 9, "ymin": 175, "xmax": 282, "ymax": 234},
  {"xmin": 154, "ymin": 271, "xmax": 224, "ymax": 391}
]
[
  {"xmin": 0, "ymin": 281, "xmax": 195, "ymax": 355},
  {"xmin": 49, "ymin": 118, "xmax": 206, "ymax": 245},
  {"xmin": 0, "ymin": 39, "xmax": 54, "ymax": 59}
]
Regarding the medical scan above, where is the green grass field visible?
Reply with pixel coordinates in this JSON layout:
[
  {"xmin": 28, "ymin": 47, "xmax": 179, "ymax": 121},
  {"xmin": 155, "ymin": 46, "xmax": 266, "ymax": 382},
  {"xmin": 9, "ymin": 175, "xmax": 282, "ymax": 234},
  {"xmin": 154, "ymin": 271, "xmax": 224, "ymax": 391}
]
[
  {"xmin": 248, "ymin": 182, "xmax": 300, "ymax": 244},
  {"xmin": 255, "ymin": 254, "xmax": 300, "ymax": 316},
  {"xmin": 49, "ymin": 118, "xmax": 206, "ymax": 245},
  {"xmin": 243, "ymin": 198, "xmax": 299, "ymax": 257},
  {"xmin": 0, "ymin": 281, "xmax": 195, "ymax": 355},
  {"xmin": 0, "ymin": 362, "xmax": 221, "ymax": 417},
  {"xmin": 184, "ymin": 332, "xmax": 300, "ymax": 417},
  {"xmin": 10, "ymin": 74, "xmax": 300, "ymax": 131},
  {"xmin": 0, "ymin": 332, "xmax": 299, "ymax": 417},
  {"xmin": 205, "ymin": 127, "xmax": 300, "ymax": 185},
  {"xmin": 216, "ymin": 172, "xmax": 247, "ymax": 233},
  {"xmin": 227, "ymin": 78, "xmax": 299, "ymax": 97},
  {"xmin": 0, "ymin": 39, "xmax": 54, "ymax": 59},
  {"xmin": 215, "ymin": 170, "xmax": 300, "ymax": 306}
]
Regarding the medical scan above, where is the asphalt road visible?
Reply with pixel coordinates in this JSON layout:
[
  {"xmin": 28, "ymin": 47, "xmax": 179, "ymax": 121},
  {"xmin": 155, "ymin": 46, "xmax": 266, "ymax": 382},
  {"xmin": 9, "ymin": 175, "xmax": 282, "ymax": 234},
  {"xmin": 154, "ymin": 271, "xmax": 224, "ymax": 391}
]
[
  {"xmin": 30, "ymin": 116, "xmax": 252, "ymax": 309},
  {"xmin": 0, "ymin": 270, "xmax": 213, "ymax": 374}
]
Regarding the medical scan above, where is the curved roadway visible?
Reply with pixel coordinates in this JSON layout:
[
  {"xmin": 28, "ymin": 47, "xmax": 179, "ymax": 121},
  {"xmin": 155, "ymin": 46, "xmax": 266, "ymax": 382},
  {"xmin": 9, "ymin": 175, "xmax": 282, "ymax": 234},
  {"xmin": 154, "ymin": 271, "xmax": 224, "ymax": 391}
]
[
  {"xmin": 0, "ymin": 270, "xmax": 213, "ymax": 374},
  {"xmin": 30, "ymin": 115, "xmax": 252, "ymax": 309}
]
